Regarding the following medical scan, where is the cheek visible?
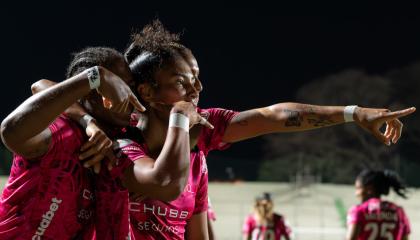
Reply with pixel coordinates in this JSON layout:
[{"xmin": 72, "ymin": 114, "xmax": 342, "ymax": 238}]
[{"xmin": 156, "ymin": 87, "xmax": 186, "ymax": 103}]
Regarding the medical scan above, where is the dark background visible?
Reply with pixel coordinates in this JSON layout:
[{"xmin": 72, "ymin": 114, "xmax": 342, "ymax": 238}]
[{"xmin": 1, "ymin": 3, "xmax": 419, "ymax": 183}]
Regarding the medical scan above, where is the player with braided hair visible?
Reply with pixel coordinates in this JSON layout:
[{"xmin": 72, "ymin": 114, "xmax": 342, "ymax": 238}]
[
  {"xmin": 346, "ymin": 169, "xmax": 411, "ymax": 240},
  {"xmin": 0, "ymin": 46, "xmax": 144, "ymax": 239}
]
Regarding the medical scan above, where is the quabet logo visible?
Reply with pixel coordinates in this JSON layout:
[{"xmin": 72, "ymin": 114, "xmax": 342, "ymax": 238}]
[{"xmin": 32, "ymin": 197, "xmax": 62, "ymax": 240}]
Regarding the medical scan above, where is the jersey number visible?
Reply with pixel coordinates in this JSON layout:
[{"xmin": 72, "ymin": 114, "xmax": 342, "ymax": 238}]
[{"xmin": 364, "ymin": 222, "xmax": 396, "ymax": 240}]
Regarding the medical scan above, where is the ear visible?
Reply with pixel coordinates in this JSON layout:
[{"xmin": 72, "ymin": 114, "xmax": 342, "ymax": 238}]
[
  {"xmin": 365, "ymin": 186, "xmax": 375, "ymax": 196},
  {"xmin": 137, "ymin": 83, "xmax": 154, "ymax": 103}
]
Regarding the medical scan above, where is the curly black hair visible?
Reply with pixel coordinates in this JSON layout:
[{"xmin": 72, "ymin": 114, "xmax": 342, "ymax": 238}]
[
  {"xmin": 125, "ymin": 20, "xmax": 191, "ymax": 88},
  {"xmin": 357, "ymin": 169, "xmax": 408, "ymax": 199}
]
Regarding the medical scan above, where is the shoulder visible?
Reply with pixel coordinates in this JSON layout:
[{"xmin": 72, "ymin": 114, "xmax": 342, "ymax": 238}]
[
  {"xmin": 17, "ymin": 115, "xmax": 78, "ymax": 159},
  {"xmin": 274, "ymin": 213, "xmax": 285, "ymax": 221},
  {"xmin": 245, "ymin": 214, "xmax": 256, "ymax": 222}
]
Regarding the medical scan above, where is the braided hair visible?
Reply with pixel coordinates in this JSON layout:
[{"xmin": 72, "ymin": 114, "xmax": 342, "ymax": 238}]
[
  {"xmin": 357, "ymin": 169, "xmax": 408, "ymax": 199},
  {"xmin": 66, "ymin": 47, "xmax": 123, "ymax": 78}
]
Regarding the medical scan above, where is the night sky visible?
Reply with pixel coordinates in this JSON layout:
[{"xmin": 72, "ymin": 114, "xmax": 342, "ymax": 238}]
[{"xmin": 1, "ymin": 4, "xmax": 420, "ymax": 177}]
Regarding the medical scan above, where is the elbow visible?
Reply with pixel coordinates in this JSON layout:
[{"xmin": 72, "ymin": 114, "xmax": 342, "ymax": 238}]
[
  {"xmin": 167, "ymin": 183, "xmax": 185, "ymax": 201},
  {"xmin": 158, "ymin": 181, "xmax": 185, "ymax": 202},
  {"xmin": 154, "ymin": 175, "xmax": 186, "ymax": 201},
  {"xmin": 31, "ymin": 79, "xmax": 46, "ymax": 94},
  {"xmin": 1, "ymin": 118, "xmax": 14, "ymax": 149}
]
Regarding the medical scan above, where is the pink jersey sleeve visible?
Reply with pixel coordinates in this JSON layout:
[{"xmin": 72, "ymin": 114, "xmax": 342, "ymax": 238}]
[
  {"xmin": 277, "ymin": 215, "xmax": 291, "ymax": 237},
  {"xmin": 347, "ymin": 205, "xmax": 363, "ymax": 226},
  {"xmin": 242, "ymin": 215, "xmax": 255, "ymax": 235},
  {"xmin": 109, "ymin": 138, "xmax": 148, "ymax": 179},
  {"xmin": 197, "ymin": 108, "xmax": 239, "ymax": 155},
  {"xmin": 193, "ymin": 155, "xmax": 209, "ymax": 214},
  {"xmin": 41, "ymin": 115, "xmax": 84, "ymax": 167},
  {"xmin": 398, "ymin": 207, "xmax": 411, "ymax": 236}
]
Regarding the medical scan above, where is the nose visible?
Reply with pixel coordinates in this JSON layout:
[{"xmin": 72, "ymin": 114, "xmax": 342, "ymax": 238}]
[{"xmin": 186, "ymin": 78, "xmax": 202, "ymax": 99}]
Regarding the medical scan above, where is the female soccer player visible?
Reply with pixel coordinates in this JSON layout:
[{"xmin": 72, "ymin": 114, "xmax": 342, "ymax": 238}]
[
  {"xmin": 0, "ymin": 47, "xmax": 144, "ymax": 239},
  {"xmin": 120, "ymin": 20, "xmax": 415, "ymax": 239},
  {"xmin": 27, "ymin": 47, "xmax": 212, "ymax": 239},
  {"xmin": 346, "ymin": 169, "xmax": 411, "ymax": 240},
  {"xmin": 243, "ymin": 192, "xmax": 291, "ymax": 240}
]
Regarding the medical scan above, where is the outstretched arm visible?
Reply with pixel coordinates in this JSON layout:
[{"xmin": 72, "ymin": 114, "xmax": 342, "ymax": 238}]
[{"xmin": 223, "ymin": 102, "xmax": 415, "ymax": 145}]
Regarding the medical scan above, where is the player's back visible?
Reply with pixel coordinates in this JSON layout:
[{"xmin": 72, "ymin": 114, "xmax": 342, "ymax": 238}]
[{"xmin": 348, "ymin": 198, "xmax": 410, "ymax": 240}]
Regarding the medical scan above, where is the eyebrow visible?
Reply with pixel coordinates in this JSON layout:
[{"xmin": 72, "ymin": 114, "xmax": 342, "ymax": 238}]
[{"xmin": 173, "ymin": 72, "xmax": 195, "ymax": 79}]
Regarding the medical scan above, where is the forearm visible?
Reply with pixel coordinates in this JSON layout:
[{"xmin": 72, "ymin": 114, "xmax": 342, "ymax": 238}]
[
  {"xmin": 130, "ymin": 128, "xmax": 190, "ymax": 200},
  {"xmin": 224, "ymin": 102, "xmax": 347, "ymax": 142},
  {"xmin": 154, "ymin": 128, "xmax": 190, "ymax": 185},
  {"xmin": 1, "ymin": 70, "xmax": 92, "ymax": 148},
  {"xmin": 263, "ymin": 102, "xmax": 345, "ymax": 131},
  {"xmin": 32, "ymin": 79, "xmax": 89, "ymax": 124},
  {"xmin": 185, "ymin": 212, "xmax": 209, "ymax": 240}
]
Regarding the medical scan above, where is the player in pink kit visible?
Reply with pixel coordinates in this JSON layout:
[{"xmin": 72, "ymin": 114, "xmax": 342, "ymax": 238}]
[
  {"xmin": 29, "ymin": 60, "xmax": 211, "ymax": 240},
  {"xmin": 346, "ymin": 169, "xmax": 411, "ymax": 240},
  {"xmin": 121, "ymin": 107, "xmax": 235, "ymax": 239},
  {"xmin": 120, "ymin": 20, "xmax": 415, "ymax": 239},
  {"xmin": 0, "ymin": 47, "xmax": 144, "ymax": 239},
  {"xmin": 243, "ymin": 193, "xmax": 291, "ymax": 240},
  {"xmin": 123, "ymin": 20, "xmax": 416, "ymax": 240}
]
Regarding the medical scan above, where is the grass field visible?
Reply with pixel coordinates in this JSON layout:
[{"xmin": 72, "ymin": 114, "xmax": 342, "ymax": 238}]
[{"xmin": 1, "ymin": 177, "xmax": 419, "ymax": 239}]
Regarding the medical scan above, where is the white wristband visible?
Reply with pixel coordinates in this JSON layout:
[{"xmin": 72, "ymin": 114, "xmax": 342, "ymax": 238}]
[
  {"xmin": 78, "ymin": 114, "xmax": 96, "ymax": 129},
  {"xmin": 344, "ymin": 105, "xmax": 358, "ymax": 122},
  {"xmin": 169, "ymin": 113, "xmax": 190, "ymax": 132},
  {"xmin": 87, "ymin": 66, "xmax": 100, "ymax": 89}
]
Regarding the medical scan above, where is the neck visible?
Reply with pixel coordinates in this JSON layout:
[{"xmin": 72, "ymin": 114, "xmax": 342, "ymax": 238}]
[
  {"xmin": 142, "ymin": 109, "xmax": 170, "ymax": 157},
  {"xmin": 140, "ymin": 108, "xmax": 202, "ymax": 157},
  {"xmin": 363, "ymin": 195, "xmax": 380, "ymax": 202}
]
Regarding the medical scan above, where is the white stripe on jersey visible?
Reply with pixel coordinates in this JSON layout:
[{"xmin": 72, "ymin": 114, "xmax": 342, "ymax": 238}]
[{"xmin": 113, "ymin": 139, "xmax": 134, "ymax": 149}]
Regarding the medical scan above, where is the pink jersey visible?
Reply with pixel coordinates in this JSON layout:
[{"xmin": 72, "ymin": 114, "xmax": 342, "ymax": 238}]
[
  {"xmin": 0, "ymin": 116, "xmax": 95, "ymax": 240},
  {"xmin": 92, "ymin": 126, "xmax": 144, "ymax": 240},
  {"xmin": 347, "ymin": 198, "xmax": 411, "ymax": 240},
  {"xmin": 243, "ymin": 213, "xmax": 291, "ymax": 240},
  {"xmin": 93, "ymin": 157, "xmax": 130, "ymax": 240},
  {"xmin": 117, "ymin": 108, "xmax": 237, "ymax": 240}
]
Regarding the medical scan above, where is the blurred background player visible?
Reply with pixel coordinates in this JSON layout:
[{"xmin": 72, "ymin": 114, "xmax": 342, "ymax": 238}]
[
  {"xmin": 346, "ymin": 169, "xmax": 411, "ymax": 240},
  {"xmin": 243, "ymin": 192, "xmax": 291, "ymax": 240}
]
